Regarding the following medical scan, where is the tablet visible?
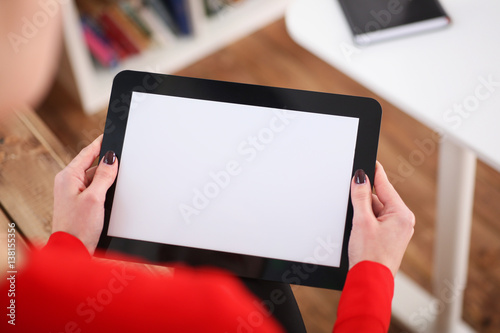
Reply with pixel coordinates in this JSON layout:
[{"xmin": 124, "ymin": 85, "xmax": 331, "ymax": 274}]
[{"xmin": 97, "ymin": 70, "xmax": 381, "ymax": 290}]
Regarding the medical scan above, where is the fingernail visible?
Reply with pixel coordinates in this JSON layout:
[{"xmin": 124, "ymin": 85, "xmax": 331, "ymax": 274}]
[
  {"xmin": 354, "ymin": 169, "xmax": 366, "ymax": 184},
  {"xmin": 103, "ymin": 151, "xmax": 116, "ymax": 165}
]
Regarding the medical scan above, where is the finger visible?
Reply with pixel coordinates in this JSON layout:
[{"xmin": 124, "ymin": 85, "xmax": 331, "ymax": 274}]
[
  {"xmin": 350, "ymin": 169, "xmax": 374, "ymax": 222},
  {"xmin": 67, "ymin": 135, "xmax": 103, "ymax": 172},
  {"xmin": 87, "ymin": 151, "xmax": 118, "ymax": 200},
  {"xmin": 373, "ymin": 161, "xmax": 406, "ymax": 211},
  {"xmin": 371, "ymin": 193, "xmax": 384, "ymax": 217},
  {"xmin": 85, "ymin": 166, "xmax": 98, "ymax": 187}
]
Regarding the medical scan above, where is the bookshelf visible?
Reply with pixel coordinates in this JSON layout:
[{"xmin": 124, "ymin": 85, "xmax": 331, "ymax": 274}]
[{"xmin": 60, "ymin": 0, "xmax": 291, "ymax": 114}]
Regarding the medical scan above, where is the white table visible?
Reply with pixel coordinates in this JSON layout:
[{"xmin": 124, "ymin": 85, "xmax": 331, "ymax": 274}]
[{"xmin": 286, "ymin": 1, "xmax": 500, "ymax": 332}]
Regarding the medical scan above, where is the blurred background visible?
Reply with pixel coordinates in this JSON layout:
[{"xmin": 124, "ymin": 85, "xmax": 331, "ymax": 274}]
[{"xmin": 1, "ymin": 0, "xmax": 499, "ymax": 332}]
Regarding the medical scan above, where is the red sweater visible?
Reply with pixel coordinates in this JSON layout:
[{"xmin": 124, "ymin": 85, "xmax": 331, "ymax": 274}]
[{"xmin": 1, "ymin": 232, "xmax": 393, "ymax": 332}]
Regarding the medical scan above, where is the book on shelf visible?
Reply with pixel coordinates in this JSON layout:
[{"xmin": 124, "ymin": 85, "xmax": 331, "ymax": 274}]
[
  {"xmin": 76, "ymin": 0, "xmax": 250, "ymax": 69},
  {"xmin": 118, "ymin": 1, "xmax": 152, "ymax": 38},
  {"xmin": 162, "ymin": 0, "xmax": 193, "ymax": 35},
  {"xmin": 81, "ymin": 16, "xmax": 119, "ymax": 67},
  {"xmin": 137, "ymin": 5, "xmax": 177, "ymax": 47},
  {"xmin": 144, "ymin": 0, "xmax": 181, "ymax": 36},
  {"xmin": 77, "ymin": 0, "xmax": 191, "ymax": 68},
  {"xmin": 204, "ymin": 0, "xmax": 246, "ymax": 17}
]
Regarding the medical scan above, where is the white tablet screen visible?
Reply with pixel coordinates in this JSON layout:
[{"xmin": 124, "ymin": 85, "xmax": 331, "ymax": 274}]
[{"xmin": 107, "ymin": 91, "xmax": 359, "ymax": 268}]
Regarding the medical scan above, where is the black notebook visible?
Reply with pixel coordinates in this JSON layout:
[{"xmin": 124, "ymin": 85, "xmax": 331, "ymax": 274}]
[{"xmin": 338, "ymin": 0, "xmax": 450, "ymax": 45}]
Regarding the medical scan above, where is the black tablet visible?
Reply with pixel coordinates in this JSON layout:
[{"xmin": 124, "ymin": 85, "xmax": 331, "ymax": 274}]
[{"xmin": 97, "ymin": 70, "xmax": 381, "ymax": 290}]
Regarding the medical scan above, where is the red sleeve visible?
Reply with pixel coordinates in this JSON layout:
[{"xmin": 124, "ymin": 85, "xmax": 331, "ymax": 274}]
[
  {"xmin": 333, "ymin": 261, "xmax": 394, "ymax": 333},
  {"xmin": 1, "ymin": 232, "xmax": 283, "ymax": 333}
]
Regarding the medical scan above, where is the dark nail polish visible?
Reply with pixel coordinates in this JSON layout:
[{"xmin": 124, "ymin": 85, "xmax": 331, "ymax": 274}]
[
  {"xmin": 103, "ymin": 151, "xmax": 116, "ymax": 165},
  {"xmin": 354, "ymin": 169, "xmax": 366, "ymax": 184}
]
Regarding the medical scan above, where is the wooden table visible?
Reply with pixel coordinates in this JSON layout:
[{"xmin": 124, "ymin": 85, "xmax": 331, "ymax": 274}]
[{"xmin": 0, "ymin": 109, "xmax": 73, "ymax": 253}]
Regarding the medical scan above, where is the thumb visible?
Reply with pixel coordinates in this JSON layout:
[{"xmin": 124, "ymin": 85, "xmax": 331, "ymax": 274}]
[
  {"xmin": 350, "ymin": 169, "xmax": 374, "ymax": 220},
  {"xmin": 88, "ymin": 150, "xmax": 118, "ymax": 199}
]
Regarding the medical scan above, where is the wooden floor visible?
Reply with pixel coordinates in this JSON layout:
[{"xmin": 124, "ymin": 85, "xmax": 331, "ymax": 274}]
[{"xmin": 37, "ymin": 19, "xmax": 500, "ymax": 333}]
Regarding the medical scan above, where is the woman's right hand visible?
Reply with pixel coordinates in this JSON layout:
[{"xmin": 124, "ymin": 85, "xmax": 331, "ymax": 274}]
[
  {"xmin": 52, "ymin": 135, "xmax": 118, "ymax": 255},
  {"xmin": 348, "ymin": 161, "xmax": 415, "ymax": 277}
]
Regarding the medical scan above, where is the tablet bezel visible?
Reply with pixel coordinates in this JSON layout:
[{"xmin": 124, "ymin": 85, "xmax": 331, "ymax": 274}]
[{"xmin": 97, "ymin": 70, "xmax": 381, "ymax": 290}]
